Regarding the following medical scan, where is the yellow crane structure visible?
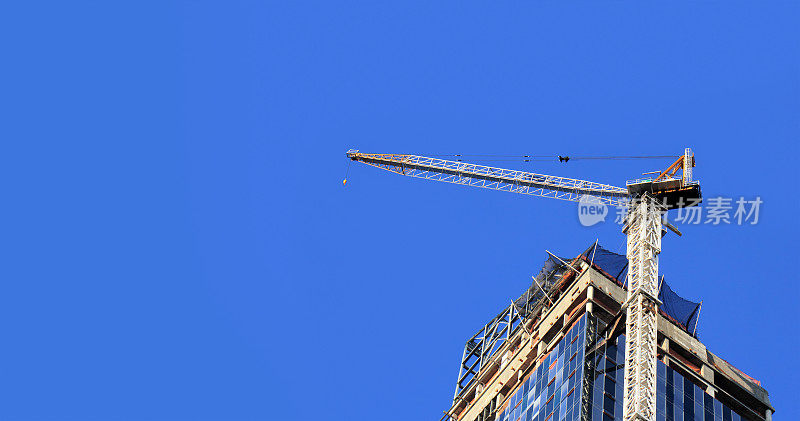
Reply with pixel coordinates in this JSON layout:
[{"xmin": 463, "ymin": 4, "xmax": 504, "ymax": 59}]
[{"xmin": 345, "ymin": 149, "xmax": 701, "ymax": 421}]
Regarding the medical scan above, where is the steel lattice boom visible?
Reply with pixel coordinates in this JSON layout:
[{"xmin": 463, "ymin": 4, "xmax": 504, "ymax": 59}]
[{"xmin": 346, "ymin": 151, "xmax": 629, "ymax": 206}]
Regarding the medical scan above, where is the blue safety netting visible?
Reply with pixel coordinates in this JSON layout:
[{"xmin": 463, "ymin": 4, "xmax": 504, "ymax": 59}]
[
  {"xmin": 574, "ymin": 242, "xmax": 701, "ymax": 337},
  {"xmin": 580, "ymin": 243, "xmax": 628, "ymax": 285},
  {"xmin": 532, "ymin": 254, "xmax": 566, "ymax": 286},
  {"xmin": 515, "ymin": 253, "xmax": 572, "ymax": 312},
  {"xmin": 658, "ymin": 277, "xmax": 701, "ymax": 336}
]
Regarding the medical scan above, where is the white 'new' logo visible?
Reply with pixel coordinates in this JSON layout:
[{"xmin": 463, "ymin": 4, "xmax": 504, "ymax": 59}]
[{"xmin": 578, "ymin": 195, "xmax": 608, "ymax": 226}]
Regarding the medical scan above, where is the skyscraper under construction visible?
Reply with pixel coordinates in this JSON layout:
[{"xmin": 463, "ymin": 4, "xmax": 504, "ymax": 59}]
[{"xmin": 443, "ymin": 243, "xmax": 773, "ymax": 421}]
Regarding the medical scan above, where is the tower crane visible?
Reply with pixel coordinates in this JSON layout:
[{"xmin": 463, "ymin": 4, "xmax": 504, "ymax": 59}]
[{"xmin": 345, "ymin": 148, "xmax": 701, "ymax": 421}]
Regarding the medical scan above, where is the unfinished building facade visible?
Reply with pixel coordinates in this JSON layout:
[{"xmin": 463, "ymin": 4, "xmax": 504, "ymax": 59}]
[{"xmin": 443, "ymin": 244, "xmax": 773, "ymax": 421}]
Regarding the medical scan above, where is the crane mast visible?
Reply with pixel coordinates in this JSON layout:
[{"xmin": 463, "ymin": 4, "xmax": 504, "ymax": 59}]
[
  {"xmin": 622, "ymin": 150, "xmax": 696, "ymax": 421},
  {"xmin": 346, "ymin": 148, "xmax": 700, "ymax": 421},
  {"xmin": 622, "ymin": 195, "xmax": 662, "ymax": 421}
]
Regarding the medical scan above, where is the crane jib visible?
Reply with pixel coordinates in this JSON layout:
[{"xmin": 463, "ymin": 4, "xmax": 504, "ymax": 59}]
[{"xmin": 353, "ymin": 154, "xmax": 629, "ymax": 199}]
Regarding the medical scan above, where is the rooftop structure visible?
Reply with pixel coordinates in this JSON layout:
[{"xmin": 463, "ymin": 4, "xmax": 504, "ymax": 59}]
[{"xmin": 443, "ymin": 244, "xmax": 773, "ymax": 421}]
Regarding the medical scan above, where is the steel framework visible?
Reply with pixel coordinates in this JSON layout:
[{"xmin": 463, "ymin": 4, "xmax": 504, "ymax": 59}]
[
  {"xmin": 455, "ymin": 302, "xmax": 524, "ymax": 401},
  {"xmin": 453, "ymin": 257, "xmax": 571, "ymax": 400}
]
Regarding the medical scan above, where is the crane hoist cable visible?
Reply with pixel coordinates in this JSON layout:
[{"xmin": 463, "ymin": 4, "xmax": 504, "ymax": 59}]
[
  {"xmin": 418, "ymin": 154, "xmax": 678, "ymax": 163},
  {"xmin": 343, "ymin": 160, "xmax": 352, "ymax": 186}
]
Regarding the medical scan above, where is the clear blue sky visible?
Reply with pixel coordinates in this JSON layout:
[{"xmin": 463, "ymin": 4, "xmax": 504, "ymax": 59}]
[{"xmin": 3, "ymin": 2, "xmax": 798, "ymax": 420}]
